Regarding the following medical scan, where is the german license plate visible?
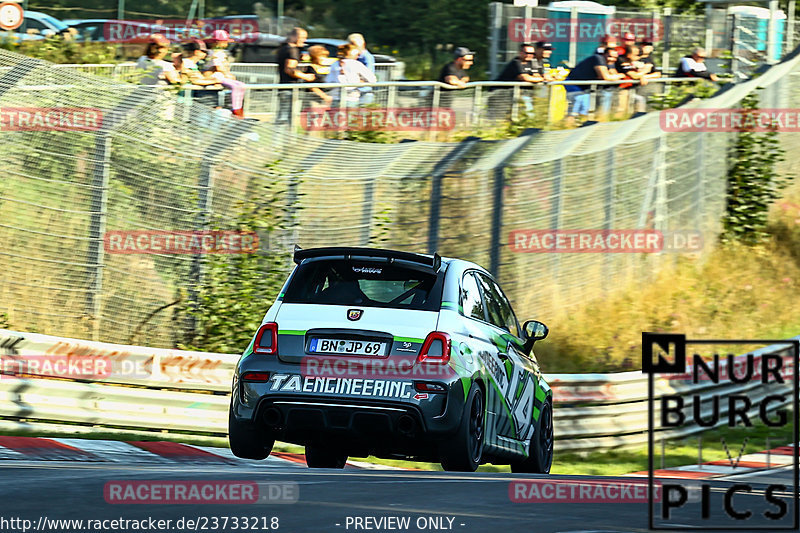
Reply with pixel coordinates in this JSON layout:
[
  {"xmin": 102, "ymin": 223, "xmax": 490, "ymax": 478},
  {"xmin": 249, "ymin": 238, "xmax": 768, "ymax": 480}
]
[{"xmin": 309, "ymin": 338, "xmax": 386, "ymax": 356}]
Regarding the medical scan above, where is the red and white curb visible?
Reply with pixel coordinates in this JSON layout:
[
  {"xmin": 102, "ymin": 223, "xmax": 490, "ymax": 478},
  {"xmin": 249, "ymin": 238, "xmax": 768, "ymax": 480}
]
[
  {"xmin": 626, "ymin": 444, "xmax": 796, "ymax": 480},
  {"xmin": 0, "ymin": 436, "xmax": 408, "ymax": 469}
]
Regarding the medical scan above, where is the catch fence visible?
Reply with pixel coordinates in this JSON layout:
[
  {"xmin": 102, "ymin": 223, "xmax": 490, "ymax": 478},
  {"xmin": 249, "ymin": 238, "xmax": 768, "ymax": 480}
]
[{"xmin": 0, "ymin": 47, "xmax": 798, "ymax": 347}]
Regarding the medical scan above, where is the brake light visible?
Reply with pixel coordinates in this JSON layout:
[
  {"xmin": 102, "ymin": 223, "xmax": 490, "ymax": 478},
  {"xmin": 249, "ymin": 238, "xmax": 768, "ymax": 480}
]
[
  {"xmin": 241, "ymin": 372, "xmax": 271, "ymax": 382},
  {"xmin": 416, "ymin": 332, "xmax": 451, "ymax": 364},
  {"xmin": 253, "ymin": 322, "xmax": 278, "ymax": 355}
]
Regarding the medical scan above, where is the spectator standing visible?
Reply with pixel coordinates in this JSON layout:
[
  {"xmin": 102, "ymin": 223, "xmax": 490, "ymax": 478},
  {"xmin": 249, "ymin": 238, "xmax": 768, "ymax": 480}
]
[
  {"xmin": 136, "ymin": 34, "xmax": 180, "ymax": 86},
  {"xmin": 180, "ymin": 40, "xmax": 221, "ymax": 88},
  {"xmin": 495, "ymin": 42, "xmax": 541, "ymax": 114},
  {"xmin": 564, "ymin": 47, "xmax": 624, "ymax": 118},
  {"xmin": 276, "ymin": 27, "xmax": 315, "ymax": 123},
  {"xmin": 438, "ymin": 47, "xmax": 474, "ymax": 88},
  {"xmin": 347, "ymin": 33, "xmax": 375, "ymax": 72},
  {"xmin": 638, "ymin": 41, "xmax": 661, "ymax": 76},
  {"xmin": 302, "ymin": 45, "xmax": 334, "ymax": 106},
  {"xmin": 534, "ymin": 41, "xmax": 555, "ymax": 82},
  {"xmin": 677, "ymin": 47, "xmax": 718, "ymax": 81},
  {"xmin": 277, "ymin": 27, "xmax": 315, "ymax": 83},
  {"xmin": 205, "ymin": 30, "xmax": 247, "ymax": 118},
  {"xmin": 596, "ymin": 34, "xmax": 618, "ymax": 55},
  {"xmin": 347, "ymin": 33, "xmax": 375, "ymax": 104},
  {"xmin": 615, "ymin": 45, "xmax": 648, "ymax": 113},
  {"xmin": 496, "ymin": 42, "xmax": 542, "ymax": 83},
  {"xmin": 325, "ymin": 43, "xmax": 377, "ymax": 106}
]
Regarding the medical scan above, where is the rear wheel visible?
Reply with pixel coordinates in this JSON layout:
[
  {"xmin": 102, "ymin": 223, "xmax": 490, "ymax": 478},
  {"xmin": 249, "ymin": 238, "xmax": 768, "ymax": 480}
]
[
  {"xmin": 228, "ymin": 406, "xmax": 275, "ymax": 460},
  {"xmin": 305, "ymin": 444, "xmax": 348, "ymax": 468},
  {"xmin": 511, "ymin": 400, "xmax": 553, "ymax": 474},
  {"xmin": 440, "ymin": 382, "xmax": 485, "ymax": 472}
]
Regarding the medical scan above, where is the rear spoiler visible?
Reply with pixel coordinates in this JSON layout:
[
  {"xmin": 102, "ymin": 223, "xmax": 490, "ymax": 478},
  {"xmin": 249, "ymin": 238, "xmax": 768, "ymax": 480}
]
[{"xmin": 293, "ymin": 246, "xmax": 442, "ymax": 273}]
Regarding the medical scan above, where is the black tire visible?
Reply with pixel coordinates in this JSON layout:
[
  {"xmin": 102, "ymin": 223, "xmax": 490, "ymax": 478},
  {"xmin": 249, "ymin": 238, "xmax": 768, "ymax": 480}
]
[
  {"xmin": 440, "ymin": 382, "xmax": 485, "ymax": 472},
  {"xmin": 304, "ymin": 444, "xmax": 348, "ymax": 468},
  {"xmin": 511, "ymin": 400, "xmax": 553, "ymax": 474},
  {"xmin": 228, "ymin": 406, "xmax": 274, "ymax": 460}
]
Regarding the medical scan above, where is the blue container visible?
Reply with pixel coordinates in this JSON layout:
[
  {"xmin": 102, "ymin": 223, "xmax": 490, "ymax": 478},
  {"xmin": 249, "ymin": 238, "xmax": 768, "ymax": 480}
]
[
  {"xmin": 729, "ymin": 6, "xmax": 786, "ymax": 61},
  {"xmin": 547, "ymin": 1, "xmax": 616, "ymax": 67}
]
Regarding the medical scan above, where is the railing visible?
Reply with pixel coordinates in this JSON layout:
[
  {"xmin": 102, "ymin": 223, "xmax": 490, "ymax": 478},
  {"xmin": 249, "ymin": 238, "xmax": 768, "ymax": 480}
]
[
  {"xmin": 236, "ymin": 77, "xmax": 707, "ymax": 134},
  {"xmin": 49, "ymin": 61, "xmax": 406, "ymax": 84},
  {"xmin": 0, "ymin": 329, "xmax": 793, "ymax": 452}
]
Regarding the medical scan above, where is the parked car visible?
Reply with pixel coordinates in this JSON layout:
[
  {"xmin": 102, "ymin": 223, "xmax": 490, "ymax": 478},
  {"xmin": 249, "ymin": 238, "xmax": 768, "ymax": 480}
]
[
  {"xmin": 228, "ymin": 247, "xmax": 553, "ymax": 473},
  {"xmin": 1, "ymin": 11, "xmax": 69, "ymax": 40}
]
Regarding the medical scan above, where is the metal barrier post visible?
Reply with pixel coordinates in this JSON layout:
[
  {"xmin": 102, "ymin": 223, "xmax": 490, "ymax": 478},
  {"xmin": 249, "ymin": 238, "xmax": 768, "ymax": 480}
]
[
  {"xmin": 569, "ymin": 7, "xmax": 579, "ymax": 67},
  {"xmin": 291, "ymin": 86, "xmax": 301, "ymax": 130},
  {"xmin": 183, "ymin": 88, "xmax": 193, "ymax": 122},
  {"xmin": 489, "ymin": 128, "xmax": 540, "ymax": 276},
  {"xmin": 662, "ymin": 8, "xmax": 672, "ymax": 76},
  {"xmin": 430, "ymin": 86, "xmax": 441, "ymax": 142},
  {"xmin": 472, "ymin": 85, "xmax": 482, "ymax": 128},
  {"xmin": 387, "ymin": 83, "xmax": 397, "ymax": 110},
  {"xmin": 603, "ymin": 149, "xmax": 616, "ymax": 295},
  {"xmin": 86, "ymin": 87, "xmax": 157, "ymax": 341},
  {"xmin": 511, "ymin": 84, "xmax": 521, "ymax": 121},
  {"xmin": 427, "ymin": 137, "xmax": 482, "ymax": 254},
  {"xmin": 489, "ymin": 2, "xmax": 504, "ymax": 79}
]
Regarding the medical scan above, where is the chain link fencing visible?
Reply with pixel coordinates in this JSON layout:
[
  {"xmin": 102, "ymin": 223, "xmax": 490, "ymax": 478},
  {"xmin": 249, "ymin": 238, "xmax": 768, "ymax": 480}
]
[{"xmin": 0, "ymin": 47, "xmax": 798, "ymax": 349}]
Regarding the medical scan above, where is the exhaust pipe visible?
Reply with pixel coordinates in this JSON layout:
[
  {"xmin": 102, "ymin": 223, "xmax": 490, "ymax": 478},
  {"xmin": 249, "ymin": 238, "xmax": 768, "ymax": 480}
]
[
  {"xmin": 397, "ymin": 414, "xmax": 415, "ymax": 435},
  {"xmin": 263, "ymin": 407, "xmax": 282, "ymax": 427}
]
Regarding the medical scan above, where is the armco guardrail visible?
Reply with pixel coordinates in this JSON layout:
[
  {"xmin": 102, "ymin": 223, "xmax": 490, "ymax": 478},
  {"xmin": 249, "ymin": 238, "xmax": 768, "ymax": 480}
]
[{"xmin": 0, "ymin": 329, "xmax": 795, "ymax": 452}]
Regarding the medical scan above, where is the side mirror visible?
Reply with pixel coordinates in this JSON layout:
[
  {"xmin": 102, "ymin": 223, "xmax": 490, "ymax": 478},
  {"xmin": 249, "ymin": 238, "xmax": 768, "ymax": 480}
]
[{"xmin": 522, "ymin": 320, "xmax": 548, "ymax": 354}]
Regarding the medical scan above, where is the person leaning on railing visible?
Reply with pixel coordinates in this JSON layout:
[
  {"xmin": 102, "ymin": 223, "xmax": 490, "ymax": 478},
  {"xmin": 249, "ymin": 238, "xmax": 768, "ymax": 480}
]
[
  {"xmin": 136, "ymin": 34, "xmax": 181, "ymax": 86},
  {"xmin": 301, "ymin": 45, "xmax": 334, "ymax": 107},
  {"xmin": 677, "ymin": 47, "xmax": 719, "ymax": 82},
  {"xmin": 494, "ymin": 42, "xmax": 543, "ymax": 114},
  {"xmin": 179, "ymin": 39, "xmax": 224, "ymax": 89},
  {"xmin": 564, "ymin": 47, "xmax": 625, "ymax": 119},
  {"xmin": 325, "ymin": 43, "xmax": 377, "ymax": 107}
]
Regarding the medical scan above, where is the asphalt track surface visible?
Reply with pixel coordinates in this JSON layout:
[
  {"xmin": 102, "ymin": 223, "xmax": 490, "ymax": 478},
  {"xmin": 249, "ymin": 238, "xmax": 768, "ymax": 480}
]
[{"xmin": 0, "ymin": 459, "xmax": 797, "ymax": 533}]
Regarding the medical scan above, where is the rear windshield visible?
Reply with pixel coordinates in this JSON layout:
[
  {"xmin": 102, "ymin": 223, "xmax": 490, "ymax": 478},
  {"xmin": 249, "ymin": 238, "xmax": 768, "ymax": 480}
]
[{"xmin": 283, "ymin": 259, "xmax": 443, "ymax": 311}]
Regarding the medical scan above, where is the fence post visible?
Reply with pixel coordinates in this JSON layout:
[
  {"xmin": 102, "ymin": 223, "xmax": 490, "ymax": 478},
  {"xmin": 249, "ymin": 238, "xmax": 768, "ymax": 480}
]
[
  {"xmin": 427, "ymin": 137, "xmax": 482, "ymax": 254},
  {"xmin": 550, "ymin": 158, "xmax": 564, "ymax": 284},
  {"xmin": 489, "ymin": 2, "xmax": 504, "ymax": 80},
  {"xmin": 603, "ymin": 149, "xmax": 616, "ymax": 295},
  {"xmin": 569, "ymin": 7, "xmax": 578, "ymax": 67},
  {"xmin": 430, "ymin": 86, "xmax": 441, "ymax": 142},
  {"xmin": 695, "ymin": 132, "xmax": 706, "ymax": 236},
  {"xmin": 489, "ymin": 128, "xmax": 540, "ymax": 277},
  {"xmin": 85, "ymin": 87, "xmax": 157, "ymax": 342},
  {"xmin": 662, "ymin": 8, "xmax": 672, "ymax": 75},
  {"xmin": 86, "ymin": 133, "xmax": 111, "ymax": 342},
  {"xmin": 186, "ymin": 120, "xmax": 257, "ymax": 341}
]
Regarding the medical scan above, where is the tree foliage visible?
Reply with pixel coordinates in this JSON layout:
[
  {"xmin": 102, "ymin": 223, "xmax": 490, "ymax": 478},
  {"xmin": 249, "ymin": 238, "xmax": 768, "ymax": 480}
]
[{"xmin": 722, "ymin": 93, "xmax": 791, "ymax": 245}]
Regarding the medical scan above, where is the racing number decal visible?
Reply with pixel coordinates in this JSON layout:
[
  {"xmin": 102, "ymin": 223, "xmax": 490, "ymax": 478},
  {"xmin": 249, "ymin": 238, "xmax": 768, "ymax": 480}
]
[{"xmin": 500, "ymin": 343, "xmax": 537, "ymax": 441}]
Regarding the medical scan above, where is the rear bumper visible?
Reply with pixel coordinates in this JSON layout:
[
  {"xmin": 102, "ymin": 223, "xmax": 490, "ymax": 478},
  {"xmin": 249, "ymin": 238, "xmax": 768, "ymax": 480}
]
[{"xmin": 231, "ymin": 373, "xmax": 466, "ymax": 455}]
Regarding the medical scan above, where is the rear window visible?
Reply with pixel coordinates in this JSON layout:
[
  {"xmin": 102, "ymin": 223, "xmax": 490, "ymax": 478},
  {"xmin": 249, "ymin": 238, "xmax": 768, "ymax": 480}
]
[{"xmin": 283, "ymin": 260, "xmax": 443, "ymax": 311}]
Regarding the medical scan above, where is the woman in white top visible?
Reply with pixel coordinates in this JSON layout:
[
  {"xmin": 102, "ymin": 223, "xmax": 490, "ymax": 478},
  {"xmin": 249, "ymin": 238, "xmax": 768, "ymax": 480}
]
[
  {"xmin": 324, "ymin": 43, "xmax": 377, "ymax": 106},
  {"xmin": 136, "ymin": 34, "xmax": 180, "ymax": 86}
]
